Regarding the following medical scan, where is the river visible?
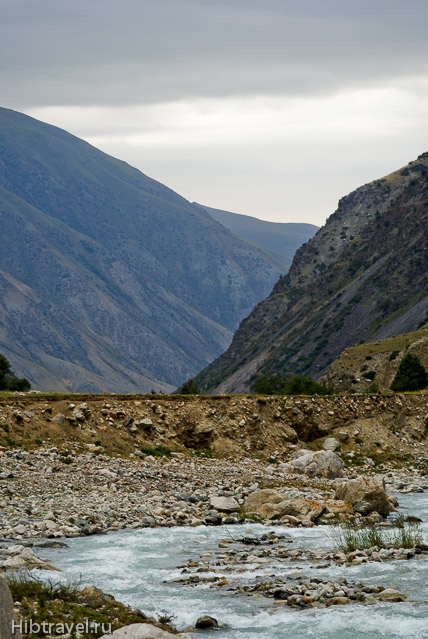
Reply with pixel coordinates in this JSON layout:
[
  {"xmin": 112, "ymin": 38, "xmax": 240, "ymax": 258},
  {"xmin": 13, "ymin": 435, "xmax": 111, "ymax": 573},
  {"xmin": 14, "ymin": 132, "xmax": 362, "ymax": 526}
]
[{"xmin": 36, "ymin": 493, "xmax": 428, "ymax": 638}]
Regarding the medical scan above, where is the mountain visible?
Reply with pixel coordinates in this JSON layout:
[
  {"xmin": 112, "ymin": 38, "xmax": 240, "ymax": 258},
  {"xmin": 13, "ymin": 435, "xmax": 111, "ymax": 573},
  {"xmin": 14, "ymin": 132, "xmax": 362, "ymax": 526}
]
[
  {"xmin": 0, "ymin": 107, "xmax": 294, "ymax": 392},
  {"xmin": 193, "ymin": 203, "xmax": 318, "ymax": 272},
  {"xmin": 196, "ymin": 153, "xmax": 428, "ymax": 393},
  {"xmin": 323, "ymin": 324, "xmax": 428, "ymax": 393}
]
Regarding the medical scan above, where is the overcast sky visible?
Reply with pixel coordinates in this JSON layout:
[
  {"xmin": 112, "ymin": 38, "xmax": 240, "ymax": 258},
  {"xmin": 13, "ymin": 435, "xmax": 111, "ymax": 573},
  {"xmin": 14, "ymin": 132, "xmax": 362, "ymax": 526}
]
[{"xmin": 2, "ymin": 0, "xmax": 428, "ymax": 225}]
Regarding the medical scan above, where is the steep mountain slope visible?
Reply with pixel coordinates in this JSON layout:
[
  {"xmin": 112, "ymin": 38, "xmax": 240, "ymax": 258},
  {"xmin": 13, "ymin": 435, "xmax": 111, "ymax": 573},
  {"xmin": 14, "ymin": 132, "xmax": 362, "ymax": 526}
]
[
  {"xmin": 193, "ymin": 203, "xmax": 318, "ymax": 272},
  {"xmin": 197, "ymin": 153, "xmax": 428, "ymax": 393},
  {"xmin": 323, "ymin": 324, "xmax": 428, "ymax": 393},
  {"xmin": 0, "ymin": 107, "xmax": 286, "ymax": 392}
]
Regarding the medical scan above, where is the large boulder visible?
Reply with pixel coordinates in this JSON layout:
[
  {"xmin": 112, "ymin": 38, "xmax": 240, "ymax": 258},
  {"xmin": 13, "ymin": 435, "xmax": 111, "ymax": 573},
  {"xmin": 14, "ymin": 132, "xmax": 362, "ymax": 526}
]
[
  {"xmin": 242, "ymin": 489, "xmax": 325, "ymax": 522},
  {"xmin": 0, "ymin": 576, "xmax": 20, "ymax": 638},
  {"xmin": 209, "ymin": 496, "xmax": 240, "ymax": 513},
  {"xmin": 100, "ymin": 624, "xmax": 191, "ymax": 639},
  {"xmin": 0, "ymin": 546, "xmax": 58, "ymax": 571},
  {"xmin": 280, "ymin": 450, "xmax": 344, "ymax": 479},
  {"xmin": 334, "ymin": 477, "xmax": 394, "ymax": 516}
]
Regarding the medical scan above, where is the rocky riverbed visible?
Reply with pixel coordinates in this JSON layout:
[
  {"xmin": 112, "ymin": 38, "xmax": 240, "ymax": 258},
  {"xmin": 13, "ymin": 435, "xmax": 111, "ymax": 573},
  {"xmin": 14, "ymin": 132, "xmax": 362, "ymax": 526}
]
[{"xmin": 1, "ymin": 442, "xmax": 428, "ymax": 545}]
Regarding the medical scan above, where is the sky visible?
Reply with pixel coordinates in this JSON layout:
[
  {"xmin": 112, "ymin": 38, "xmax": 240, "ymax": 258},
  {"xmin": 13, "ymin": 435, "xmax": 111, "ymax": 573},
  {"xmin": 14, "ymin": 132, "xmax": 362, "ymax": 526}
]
[{"xmin": 2, "ymin": 0, "xmax": 428, "ymax": 226}]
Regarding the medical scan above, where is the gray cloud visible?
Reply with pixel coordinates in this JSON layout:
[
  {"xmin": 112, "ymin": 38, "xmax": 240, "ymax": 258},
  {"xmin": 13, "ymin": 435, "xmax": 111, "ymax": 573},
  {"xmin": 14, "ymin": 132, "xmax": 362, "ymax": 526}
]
[
  {"xmin": 2, "ymin": 0, "xmax": 428, "ymax": 225},
  {"xmin": 2, "ymin": 0, "xmax": 428, "ymax": 106}
]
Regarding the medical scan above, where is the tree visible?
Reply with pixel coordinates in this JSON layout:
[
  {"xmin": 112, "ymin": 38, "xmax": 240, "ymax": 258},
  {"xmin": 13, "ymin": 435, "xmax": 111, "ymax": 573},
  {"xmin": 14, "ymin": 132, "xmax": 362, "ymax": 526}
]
[
  {"xmin": 0, "ymin": 353, "xmax": 31, "ymax": 391},
  {"xmin": 390, "ymin": 353, "xmax": 428, "ymax": 392},
  {"xmin": 253, "ymin": 374, "xmax": 283, "ymax": 395},
  {"xmin": 175, "ymin": 378, "xmax": 200, "ymax": 395},
  {"xmin": 252, "ymin": 373, "xmax": 335, "ymax": 396}
]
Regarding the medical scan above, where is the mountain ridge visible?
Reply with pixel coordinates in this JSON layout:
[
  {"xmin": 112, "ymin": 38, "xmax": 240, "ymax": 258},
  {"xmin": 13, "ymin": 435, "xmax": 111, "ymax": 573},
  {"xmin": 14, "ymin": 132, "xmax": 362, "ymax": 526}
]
[
  {"xmin": 0, "ymin": 107, "xmax": 303, "ymax": 392},
  {"xmin": 196, "ymin": 153, "xmax": 428, "ymax": 393},
  {"xmin": 193, "ymin": 203, "xmax": 318, "ymax": 272}
]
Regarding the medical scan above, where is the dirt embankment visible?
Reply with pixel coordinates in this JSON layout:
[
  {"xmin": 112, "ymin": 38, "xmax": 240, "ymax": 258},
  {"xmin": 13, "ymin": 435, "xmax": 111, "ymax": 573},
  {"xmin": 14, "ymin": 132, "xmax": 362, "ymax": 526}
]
[{"xmin": 0, "ymin": 393, "xmax": 427, "ymax": 460}]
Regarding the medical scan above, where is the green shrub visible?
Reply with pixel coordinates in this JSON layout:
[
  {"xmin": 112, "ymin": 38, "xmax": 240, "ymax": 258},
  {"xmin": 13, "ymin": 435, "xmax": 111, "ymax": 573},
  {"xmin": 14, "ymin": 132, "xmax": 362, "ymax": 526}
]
[
  {"xmin": 363, "ymin": 370, "xmax": 376, "ymax": 380},
  {"xmin": 253, "ymin": 373, "xmax": 335, "ymax": 396},
  {"xmin": 389, "ymin": 350, "xmax": 400, "ymax": 361},
  {"xmin": 330, "ymin": 519, "xmax": 423, "ymax": 553},
  {"xmin": 0, "ymin": 353, "xmax": 31, "ymax": 391},
  {"xmin": 175, "ymin": 378, "xmax": 200, "ymax": 395},
  {"xmin": 391, "ymin": 353, "xmax": 428, "ymax": 392}
]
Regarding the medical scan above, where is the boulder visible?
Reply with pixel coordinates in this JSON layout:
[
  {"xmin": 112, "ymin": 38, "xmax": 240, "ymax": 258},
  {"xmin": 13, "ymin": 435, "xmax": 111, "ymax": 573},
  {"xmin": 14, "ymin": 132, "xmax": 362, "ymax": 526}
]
[
  {"xmin": 0, "ymin": 576, "xmax": 20, "ymax": 638},
  {"xmin": 322, "ymin": 437, "xmax": 340, "ymax": 452},
  {"xmin": 280, "ymin": 450, "xmax": 344, "ymax": 479},
  {"xmin": 100, "ymin": 624, "xmax": 191, "ymax": 639},
  {"xmin": 242, "ymin": 489, "xmax": 284, "ymax": 517},
  {"xmin": 334, "ymin": 477, "xmax": 394, "ymax": 516},
  {"xmin": 242, "ymin": 490, "xmax": 325, "ymax": 522},
  {"xmin": 209, "ymin": 496, "xmax": 240, "ymax": 513},
  {"xmin": 195, "ymin": 616, "xmax": 219, "ymax": 629},
  {"xmin": 0, "ymin": 546, "xmax": 58, "ymax": 571}
]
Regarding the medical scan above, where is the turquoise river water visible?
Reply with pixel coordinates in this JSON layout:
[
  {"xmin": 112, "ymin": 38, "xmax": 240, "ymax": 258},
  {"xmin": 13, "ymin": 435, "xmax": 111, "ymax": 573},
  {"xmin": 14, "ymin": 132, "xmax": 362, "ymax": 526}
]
[{"xmin": 36, "ymin": 493, "xmax": 428, "ymax": 638}]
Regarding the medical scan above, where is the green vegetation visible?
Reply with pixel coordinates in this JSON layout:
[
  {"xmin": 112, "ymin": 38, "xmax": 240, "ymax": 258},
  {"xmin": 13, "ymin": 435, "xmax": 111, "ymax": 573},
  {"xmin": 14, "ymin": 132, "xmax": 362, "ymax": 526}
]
[
  {"xmin": 0, "ymin": 353, "xmax": 31, "ymax": 391},
  {"xmin": 175, "ymin": 378, "xmax": 200, "ymax": 395},
  {"xmin": 390, "ymin": 353, "xmax": 428, "ymax": 392},
  {"xmin": 6, "ymin": 574, "xmax": 161, "ymax": 638},
  {"xmin": 252, "ymin": 373, "xmax": 335, "ymax": 396},
  {"xmin": 330, "ymin": 518, "xmax": 423, "ymax": 553},
  {"xmin": 140, "ymin": 445, "xmax": 171, "ymax": 457}
]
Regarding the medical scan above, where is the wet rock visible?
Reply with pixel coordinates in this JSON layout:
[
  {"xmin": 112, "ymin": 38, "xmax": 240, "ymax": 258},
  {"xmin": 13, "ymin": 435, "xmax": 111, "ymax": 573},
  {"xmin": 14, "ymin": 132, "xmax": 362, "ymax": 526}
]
[{"xmin": 195, "ymin": 616, "xmax": 219, "ymax": 629}]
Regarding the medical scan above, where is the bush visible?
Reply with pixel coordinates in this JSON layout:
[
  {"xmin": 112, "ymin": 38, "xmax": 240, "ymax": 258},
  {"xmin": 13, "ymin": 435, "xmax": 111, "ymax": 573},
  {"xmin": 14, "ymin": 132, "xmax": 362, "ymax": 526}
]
[
  {"xmin": 175, "ymin": 378, "xmax": 200, "ymax": 395},
  {"xmin": 253, "ymin": 374, "xmax": 283, "ymax": 394},
  {"xmin": 252, "ymin": 373, "xmax": 335, "ymax": 396},
  {"xmin": 330, "ymin": 518, "xmax": 423, "ymax": 553},
  {"xmin": 363, "ymin": 370, "xmax": 376, "ymax": 381},
  {"xmin": 0, "ymin": 353, "xmax": 31, "ymax": 391},
  {"xmin": 390, "ymin": 353, "xmax": 428, "ymax": 392}
]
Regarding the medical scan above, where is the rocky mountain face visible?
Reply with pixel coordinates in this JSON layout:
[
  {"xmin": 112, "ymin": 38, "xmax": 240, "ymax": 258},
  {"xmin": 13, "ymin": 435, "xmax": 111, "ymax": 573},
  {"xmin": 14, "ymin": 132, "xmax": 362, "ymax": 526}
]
[
  {"xmin": 0, "ymin": 107, "xmax": 291, "ymax": 392},
  {"xmin": 193, "ymin": 203, "xmax": 318, "ymax": 272},
  {"xmin": 323, "ymin": 324, "xmax": 428, "ymax": 394},
  {"xmin": 197, "ymin": 153, "xmax": 428, "ymax": 393}
]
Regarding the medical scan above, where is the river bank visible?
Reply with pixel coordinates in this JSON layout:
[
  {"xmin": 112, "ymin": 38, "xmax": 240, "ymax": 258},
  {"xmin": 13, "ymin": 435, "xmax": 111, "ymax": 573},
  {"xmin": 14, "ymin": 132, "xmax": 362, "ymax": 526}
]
[{"xmin": 1, "ymin": 443, "xmax": 428, "ymax": 542}]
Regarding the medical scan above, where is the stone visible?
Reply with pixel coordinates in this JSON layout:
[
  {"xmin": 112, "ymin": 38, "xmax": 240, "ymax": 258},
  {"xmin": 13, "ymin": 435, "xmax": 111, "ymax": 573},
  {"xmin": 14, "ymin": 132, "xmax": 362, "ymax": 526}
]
[
  {"xmin": 209, "ymin": 496, "xmax": 240, "ymax": 513},
  {"xmin": 336, "ymin": 431, "xmax": 349, "ymax": 442},
  {"xmin": 322, "ymin": 437, "xmax": 340, "ymax": 452},
  {"xmin": 335, "ymin": 477, "xmax": 394, "ymax": 516},
  {"xmin": 242, "ymin": 489, "xmax": 284, "ymax": 515},
  {"xmin": 280, "ymin": 450, "xmax": 344, "ymax": 479},
  {"xmin": 195, "ymin": 616, "xmax": 219, "ymax": 629},
  {"xmin": 326, "ymin": 596, "xmax": 351, "ymax": 606},
  {"xmin": 100, "ymin": 624, "xmax": 191, "ymax": 638},
  {"xmin": 0, "ymin": 576, "xmax": 20, "ymax": 638},
  {"xmin": 243, "ymin": 490, "xmax": 325, "ymax": 522}
]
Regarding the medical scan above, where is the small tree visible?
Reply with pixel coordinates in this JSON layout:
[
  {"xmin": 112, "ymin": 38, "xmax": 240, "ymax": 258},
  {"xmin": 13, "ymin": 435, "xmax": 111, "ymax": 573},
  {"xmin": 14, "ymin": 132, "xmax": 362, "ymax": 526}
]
[
  {"xmin": 176, "ymin": 378, "xmax": 200, "ymax": 395},
  {"xmin": 0, "ymin": 353, "xmax": 31, "ymax": 391},
  {"xmin": 253, "ymin": 374, "xmax": 283, "ymax": 395},
  {"xmin": 390, "ymin": 353, "xmax": 428, "ymax": 392}
]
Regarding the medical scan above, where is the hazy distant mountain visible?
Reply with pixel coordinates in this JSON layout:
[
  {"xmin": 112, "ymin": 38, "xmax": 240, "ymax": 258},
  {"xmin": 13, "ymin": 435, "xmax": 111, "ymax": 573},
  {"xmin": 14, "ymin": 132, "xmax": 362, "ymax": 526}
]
[
  {"xmin": 196, "ymin": 153, "xmax": 428, "ymax": 393},
  {"xmin": 193, "ymin": 204, "xmax": 318, "ymax": 272},
  {"xmin": 0, "ymin": 107, "xmax": 298, "ymax": 392}
]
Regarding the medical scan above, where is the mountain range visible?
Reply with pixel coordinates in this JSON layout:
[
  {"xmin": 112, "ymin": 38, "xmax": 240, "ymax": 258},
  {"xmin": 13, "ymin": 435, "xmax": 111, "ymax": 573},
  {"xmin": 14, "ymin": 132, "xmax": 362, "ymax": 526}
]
[
  {"xmin": 196, "ymin": 153, "xmax": 428, "ymax": 393},
  {"xmin": 194, "ymin": 203, "xmax": 317, "ymax": 273},
  {"xmin": 0, "ymin": 107, "xmax": 316, "ymax": 392}
]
